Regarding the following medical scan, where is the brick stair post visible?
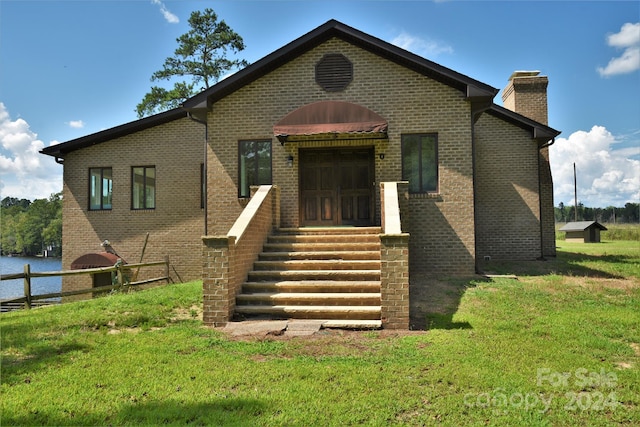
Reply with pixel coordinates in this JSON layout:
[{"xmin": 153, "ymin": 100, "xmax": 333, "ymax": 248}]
[
  {"xmin": 202, "ymin": 236, "xmax": 236, "ymax": 327},
  {"xmin": 380, "ymin": 233, "xmax": 409, "ymax": 329}
]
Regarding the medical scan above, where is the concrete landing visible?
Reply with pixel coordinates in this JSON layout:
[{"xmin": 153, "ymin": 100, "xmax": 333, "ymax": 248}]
[
  {"xmin": 222, "ymin": 320, "xmax": 321, "ymax": 337},
  {"xmin": 222, "ymin": 318, "xmax": 378, "ymax": 337}
]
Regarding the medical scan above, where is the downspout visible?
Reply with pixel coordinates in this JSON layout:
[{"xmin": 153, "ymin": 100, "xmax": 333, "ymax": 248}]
[
  {"xmin": 188, "ymin": 112, "xmax": 209, "ymax": 235},
  {"xmin": 471, "ymin": 112, "xmax": 479, "ymax": 273},
  {"xmin": 537, "ymin": 137, "xmax": 556, "ymax": 260},
  {"xmin": 468, "ymin": 92, "xmax": 493, "ymax": 274},
  {"xmin": 55, "ymin": 157, "xmax": 64, "ymax": 165}
]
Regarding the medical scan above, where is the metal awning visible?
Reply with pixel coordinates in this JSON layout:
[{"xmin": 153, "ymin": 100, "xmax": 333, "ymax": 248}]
[
  {"xmin": 71, "ymin": 252, "xmax": 123, "ymax": 270},
  {"xmin": 274, "ymin": 101, "xmax": 388, "ymax": 137}
]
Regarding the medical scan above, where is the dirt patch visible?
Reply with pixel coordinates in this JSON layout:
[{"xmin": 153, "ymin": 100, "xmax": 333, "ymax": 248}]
[
  {"xmin": 172, "ymin": 305, "xmax": 203, "ymax": 322},
  {"xmin": 222, "ymin": 326, "xmax": 426, "ymax": 349}
]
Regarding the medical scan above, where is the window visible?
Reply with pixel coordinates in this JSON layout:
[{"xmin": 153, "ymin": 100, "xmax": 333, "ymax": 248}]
[
  {"xmin": 238, "ymin": 140, "xmax": 272, "ymax": 198},
  {"xmin": 89, "ymin": 167, "xmax": 112, "ymax": 210},
  {"xmin": 401, "ymin": 134, "xmax": 438, "ymax": 193},
  {"xmin": 132, "ymin": 166, "xmax": 155, "ymax": 209}
]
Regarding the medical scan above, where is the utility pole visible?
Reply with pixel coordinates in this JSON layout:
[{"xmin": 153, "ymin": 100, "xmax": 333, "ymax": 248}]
[{"xmin": 574, "ymin": 162, "xmax": 578, "ymax": 221}]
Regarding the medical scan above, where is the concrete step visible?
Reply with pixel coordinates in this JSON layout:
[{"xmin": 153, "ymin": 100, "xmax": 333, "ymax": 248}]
[
  {"xmin": 263, "ymin": 242, "xmax": 381, "ymax": 252},
  {"xmin": 268, "ymin": 234, "xmax": 381, "ymax": 244},
  {"xmin": 252, "ymin": 259, "xmax": 381, "ymax": 271},
  {"xmin": 247, "ymin": 270, "xmax": 381, "ymax": 282},
  {"xmin": 277, "ymin": 227, "xmax": 381, "ymax": 235},
  {"xmin": 258, "ymin": 250, "xmax": 381, "ymax": 261},
  {"xmin": 242, "ymin": 280, "xmax": 381, "ymax": 293},
  {"xmin": 236, "ymin": 292, "xmax": 381, "ymax": 306},
  {"xmin": 237, "ymin": 227, "xmax": 383, "ymax": 325},
  {"xmin": 234, "ymin": 305, "xmax": 381, "ymax": 320},
  {"xmin": 321, "ymin": 319, "xmax": 382, "ymax": 329}
]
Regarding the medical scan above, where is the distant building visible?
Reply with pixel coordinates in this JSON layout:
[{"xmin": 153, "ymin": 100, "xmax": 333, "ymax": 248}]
[{"xmin": 560, "ymin": 221, "xmax": 608, "ymax": 243}]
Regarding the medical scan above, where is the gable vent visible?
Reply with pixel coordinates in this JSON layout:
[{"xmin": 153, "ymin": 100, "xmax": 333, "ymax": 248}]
[{"xmin": 315, "ymin": 53, "xmax": 353, "ymax": 92}]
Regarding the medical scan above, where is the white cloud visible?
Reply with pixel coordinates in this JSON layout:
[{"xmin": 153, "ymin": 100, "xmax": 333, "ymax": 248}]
[
  {"xmin": 608, "ymin": 22, "xmax": 640, "ymax": 48},
  {"xmin": 0, "ymin": 103, "xmax": 62, "ymax": 201},
  {"xmin": 391, "ymin": 31, "xmax": 453, "ymax": 57},
  {"xmin": 550, "ymin": 125, "xmax": 640, "ymax": 208},
  {"xmin": 67, "ymin": 120, "xmax": 85, "ymax": 129},
  {"xmin": 597, "ymin": 22, "xmax": 640, "ymax": 77},
  {"xmin": 151, "ymin": 0, "xmax": 179, "ymax": 24}
]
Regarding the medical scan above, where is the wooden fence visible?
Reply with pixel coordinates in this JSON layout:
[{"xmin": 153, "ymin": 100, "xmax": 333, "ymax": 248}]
[{"xmin": 0, "ymin": 257, "xmax": 171, "ymax": 312}]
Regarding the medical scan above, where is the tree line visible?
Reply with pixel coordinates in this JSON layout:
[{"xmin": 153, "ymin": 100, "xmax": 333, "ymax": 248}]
[
  {"xmin": 1, "ymin": 193, "xmax": 62, "ymax": 257},
  {"xmin": 555, "ymin": 202, "xmax": 639, "ymax": 224}
]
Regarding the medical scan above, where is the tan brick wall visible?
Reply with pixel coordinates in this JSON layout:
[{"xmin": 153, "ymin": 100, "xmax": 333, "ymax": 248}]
[
  {"xmin": 61, "ymin": 117, "xmax": 205, "ymax": 298},
  {"xmin": 474, "ymin": 113, "xmax": 542, "ymax": 260},
  {"xmin": 380, "ymin": 234, "xmax": 410, "ymax": 329},
  {"xmin": 206, "ymin": 38, "xmax": 476, "ymax": 275}
]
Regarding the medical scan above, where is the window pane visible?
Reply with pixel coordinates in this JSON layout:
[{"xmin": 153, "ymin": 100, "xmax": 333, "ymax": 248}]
[
  {"xmin": 102, "ymin": 168, "xmax": 113, "ymax": 209},
  {"xmin": 132, "ymin": 167, "xmax": 155, "ymax": 209},
  {"xmin": 90, "ymin": 169, "xmax": 101, "ymax": 210},
  {"xmin": 239, "ymin": 140, "xmax": 271, "ymax": 197},
  {"xmin": 402, "ymin": 136, "xmax": 421, "ymax": 193},
  {"xmin": 239, "ymin": 141, "xmax": 254, "ymax": 197},
  {"xmin": 133, "ymin": 167, "xmax": 145, "ymax": 209},
  {"xmin": 257, "ymin": 141, "xmax": 271, "ymax": 184},
  {"xmin": 146, "ymin": 167, "xmax": 155, "ymax": 209},
  {"xmin": 420, "ymin": 135, "xmax": 437, "ymax": 192},
  {"xmin": 402, "ymin": 134, "xmax": 438, "ymax": 193},
  {"xmin": 90, "ymin": 168, "xmax": 112, "ymax": 210}
]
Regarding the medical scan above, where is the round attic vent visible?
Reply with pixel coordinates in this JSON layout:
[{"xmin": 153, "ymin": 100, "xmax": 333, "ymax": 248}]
[{"xmin": 315, "ymin": 53, "xmax": 353, "ymax": 92}]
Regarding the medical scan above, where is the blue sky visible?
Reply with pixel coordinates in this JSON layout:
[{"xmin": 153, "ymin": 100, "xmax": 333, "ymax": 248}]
[{"xmin": 1, "ymin": 0, "xmax": 638, "ymax": 208}]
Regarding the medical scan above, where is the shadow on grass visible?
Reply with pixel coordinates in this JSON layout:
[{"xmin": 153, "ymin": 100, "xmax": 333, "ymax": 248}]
[
  {"xmin": 117, "ymin": 399, "xmax": 269, "ymax": 426},
  {"xmin": 478, "ymin": 246, "xmax": 633, "ymax": 279},
  {"xmin": 1, "ymin": 314, "xmax": 91, "ymax": 385},
  {"xmin": 410, "ymin": 245, "xmax": 636, "ymax": 331},
  {"xmin": 2, "ymin": 399, "xmax": 269, "ymax": 426},
  {"xmin": 409, "ymin": 276, "xmax": 486, "ymax": 331}
]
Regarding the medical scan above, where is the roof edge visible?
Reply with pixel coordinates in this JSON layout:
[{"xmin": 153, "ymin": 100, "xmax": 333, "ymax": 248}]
[
  {"xmin": 41, "ymin": 108, "xmax": 187, "ymax": 158},
  {"xmin": 487, "ymin": 104, "xmax": 561, "ymax": 141},
  {"xmin": 183, "ymin": 19, "xmax": 499, "ymax": 109}
]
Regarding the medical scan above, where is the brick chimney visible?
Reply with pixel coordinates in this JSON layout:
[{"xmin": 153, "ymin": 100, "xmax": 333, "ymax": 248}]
[
  {"xmin": 501, "ymin": 71, "xmax": 548, "ymax": 125},
  {"xmin": 502, "ymin": 70, "xmax": 556, "ymax": 259}
]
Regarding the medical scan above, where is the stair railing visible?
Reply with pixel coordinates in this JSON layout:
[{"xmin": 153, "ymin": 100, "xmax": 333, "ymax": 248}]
[
  {"xmin": 379, "ymin": 182, "xmax": 410, "ymax": 329},
  {"xmin": 202, "ymin": 185, "xmax": 280, "ymax": 326}
]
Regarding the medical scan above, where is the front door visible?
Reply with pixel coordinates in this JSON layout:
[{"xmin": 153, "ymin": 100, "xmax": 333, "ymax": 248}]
[{"xmin": 300, "ymin": 148, "xmax": 374, "ymax": 226}]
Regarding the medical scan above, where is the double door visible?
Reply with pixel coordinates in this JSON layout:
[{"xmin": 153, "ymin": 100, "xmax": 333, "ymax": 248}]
[{"xmin": 300, "ymin": 148, "xmax": 374, "ymax": 226}]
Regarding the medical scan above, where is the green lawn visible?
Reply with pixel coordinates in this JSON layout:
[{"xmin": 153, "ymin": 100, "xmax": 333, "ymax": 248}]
[{"xmin": 2, "ymin": 240, "xmax": 639, "ymax": 426}]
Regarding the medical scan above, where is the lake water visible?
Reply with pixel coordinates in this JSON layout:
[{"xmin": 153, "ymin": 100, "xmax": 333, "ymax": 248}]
[{"xmin": 0, "ymin": 256, "xmax": 62, "ymax": 300}]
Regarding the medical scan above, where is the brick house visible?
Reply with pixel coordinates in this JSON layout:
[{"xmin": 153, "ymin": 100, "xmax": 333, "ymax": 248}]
[{"xmin": 41, "ymin": 20, "xmax": 560, "ymax": 329}]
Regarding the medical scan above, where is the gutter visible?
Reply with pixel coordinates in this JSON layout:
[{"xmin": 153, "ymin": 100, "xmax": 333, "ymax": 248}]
[
  {"xmin": 187, "ymin": 111, "xmax": 209, "ymax": 236},
  {"xmin": 537, "ymin": 137, "xmax": 556, "ymax": 260},
  {"xmin": 539, "ymin": 137, "xmax": 556, "ymax": 150}
]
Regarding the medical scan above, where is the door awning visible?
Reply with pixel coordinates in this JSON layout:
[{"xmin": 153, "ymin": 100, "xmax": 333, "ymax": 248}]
[
  {"xmin": 71, "ymin": 252, "xmax": 123, "ymax": 270},
  {"xmin": 274, "ymin": 101, "xmax": 388, "ymax": 137}
]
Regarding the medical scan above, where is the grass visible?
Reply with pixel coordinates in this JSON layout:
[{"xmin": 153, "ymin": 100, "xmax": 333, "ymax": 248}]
[{"xmin": 2, "ymin": 240, "xmax": 639, "ymax": 426}]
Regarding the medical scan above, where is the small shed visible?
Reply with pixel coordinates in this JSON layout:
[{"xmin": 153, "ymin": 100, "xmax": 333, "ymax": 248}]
[
  {"xmin": 71, "ymin": 252, "xmax": 126, "ymax": 287},
  {"xmin": 560, "ymin": 221, "xmax": 608, "ymax": 243}
]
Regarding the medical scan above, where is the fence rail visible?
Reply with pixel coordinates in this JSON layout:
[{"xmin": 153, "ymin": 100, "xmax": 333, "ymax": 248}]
[{"xmin": 1, "ymin": 257, "xmax": 171, "ymax": 312}]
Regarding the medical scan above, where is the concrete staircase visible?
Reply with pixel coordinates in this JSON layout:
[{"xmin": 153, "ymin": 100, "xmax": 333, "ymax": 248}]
[{"xmin": 235, "ymin": 227, "xmax": 382, "ymax": 329}]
